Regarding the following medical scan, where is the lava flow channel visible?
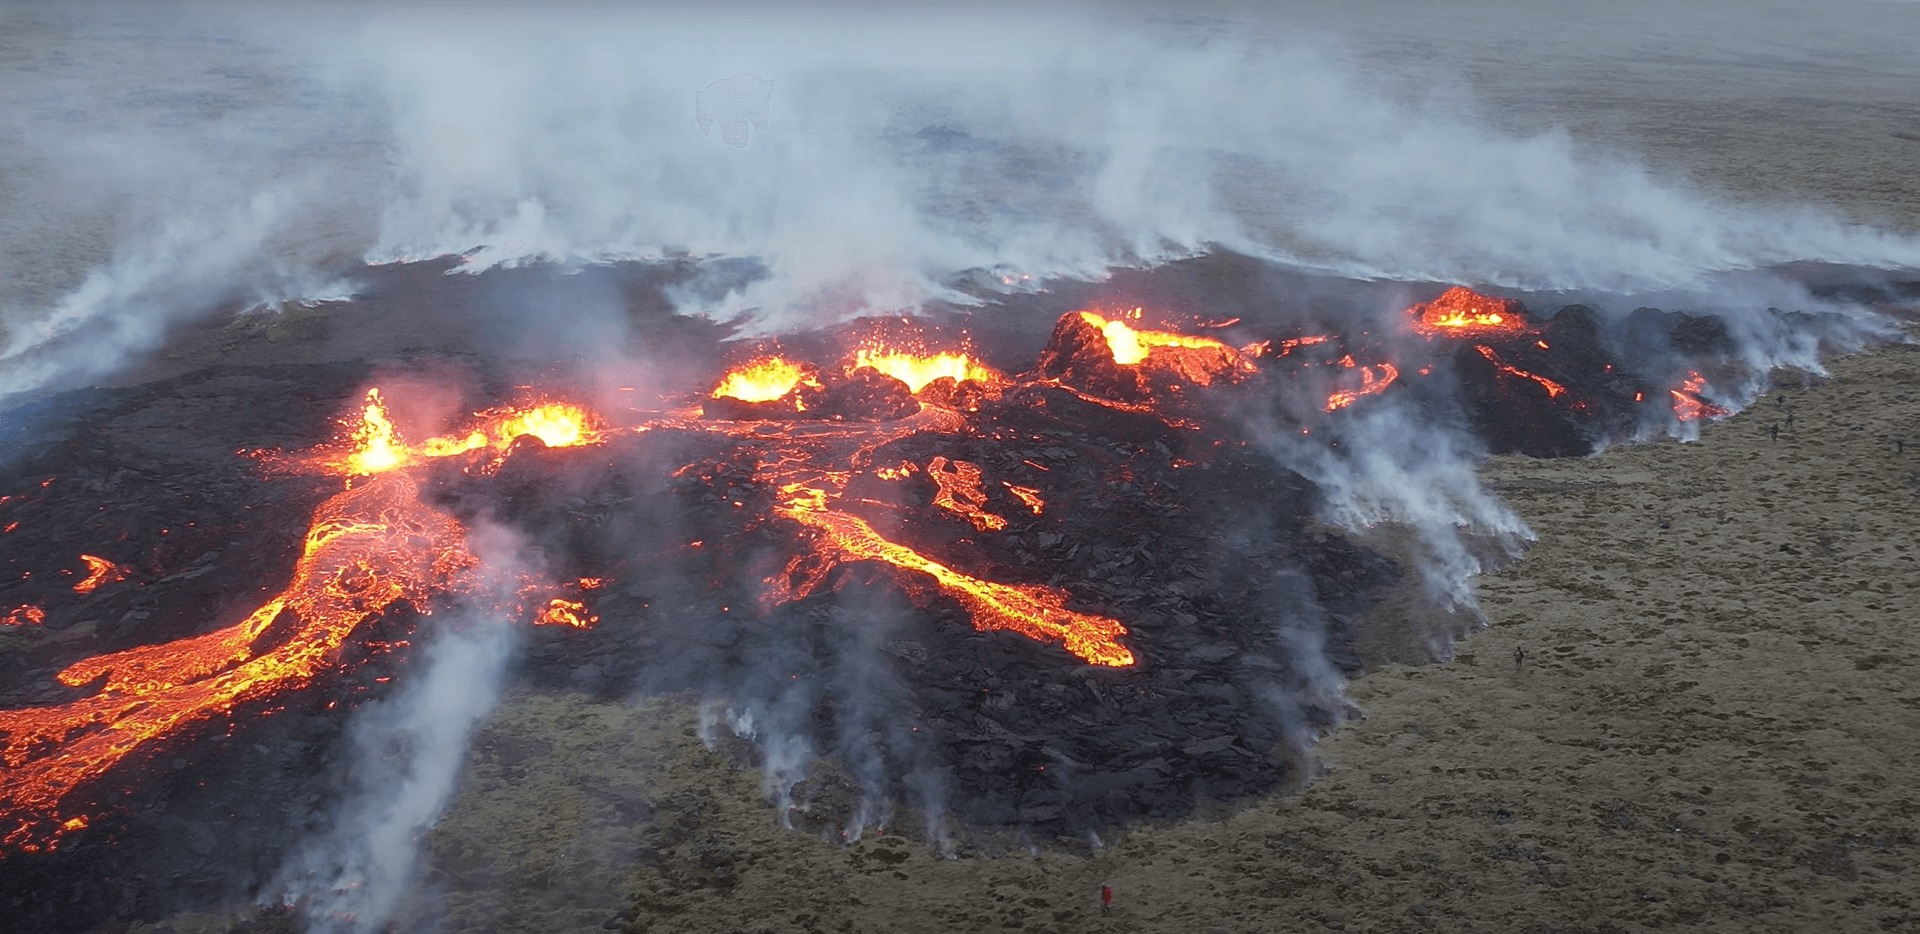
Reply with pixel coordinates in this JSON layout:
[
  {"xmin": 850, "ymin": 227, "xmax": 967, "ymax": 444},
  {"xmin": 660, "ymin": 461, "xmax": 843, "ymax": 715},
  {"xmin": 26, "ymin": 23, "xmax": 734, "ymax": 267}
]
[
  {"xmin": 1473, "ymin": 345, "xmax": 1566, "ymax": 398},
  {"xmin": 1671, "ymin": 371, "xmax": 1730, "ymax": 422},
  {"xmin": 926, "ymin": 456, "xmax": 1007, "ymax": 532},
  {"xmin": 768, "ymin": 484, "xmax": 1135, "ymax": 668},
  {"xmin": 0, "ymin": 472, "xmax": 471, "ymax": 855},
  {"xmin": 1325, "ymin": 361, "xmax": 1400, "ymax": 412},
  {"xmin": 72, "ymin": 555, "xmax": 130, "ymax": 594},
  {"xmin": 0, "ymin": 388, "xmax": 607, "ymax": 856},
  {"xmin": 696, "ymin": 338, "xmax": 1133, "ymax": 665}
]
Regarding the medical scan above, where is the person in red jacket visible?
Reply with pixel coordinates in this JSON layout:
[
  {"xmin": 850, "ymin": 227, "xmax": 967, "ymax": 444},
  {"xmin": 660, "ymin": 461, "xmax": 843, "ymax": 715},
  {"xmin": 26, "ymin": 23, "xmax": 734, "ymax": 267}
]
[{"xmin": 1102, "ymin": 883, "xmax": 1114, "ymax": 912}]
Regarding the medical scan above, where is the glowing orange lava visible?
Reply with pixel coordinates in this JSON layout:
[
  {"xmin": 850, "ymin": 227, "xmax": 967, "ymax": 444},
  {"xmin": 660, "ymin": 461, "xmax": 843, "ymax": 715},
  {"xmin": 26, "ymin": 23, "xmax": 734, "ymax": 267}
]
[
  {"xmin": 1671, "ymin": 371, "xmax": 1729, "ymax": 422},
  {"xmin": 535, "ymin": 598, "xmax": 598, "ymax": 629},
  {"xmin": 0, "ymin": 472, "xmax": 472, "ymax": 854},
  {"xmin": 1325, "ymin": 362, "xmax": 1401, "ymax": 411},
  {"xmin": 312, "ymin": 392, "xmax": 602, "ymax": 476},
  {"xmin": 1410, "ymin": 287, "xmax": 1531, "ymax": 338},
  {"xmin": 1003, "ymin": 482, "xmax": 1045, "ymax": 515},
  {"xmin": 711, "ymin": 357, "xmax": 817, "ymax": 403},
  {"xmin": 418, "ymin": 402, "xmax": 602, "ymax": 462},
  {"xmin": 3, "ymin": 605, "xmax": 45, "ymax": 627},
  {"xmin": 1275, "ymin": 335, "xmax": 1333, "ymax": 356},
  {"xmin": 769, "ymin": 485, "xmax": 1133, "ymax": 667},
  {"xmin": 0, "ymin": 387, "xmax": 609, "ymax": 855},
  {"xmin": 342, "ymin": 388, "xmax": 410, "ymax": 474},
  {"xmin": 849, "ymin": 348, "xmax": 999, "ymax": 393},
  {"xmin": 1474, "ymin": 345, "xmax": 1566, "ymax": 398},
  {"xmin": 691, "ymin": 382, "xmax": 1130, "ymax": 664},
  {"xmin": 926, "ymin": 457, "xmax": 1007, "ymax": 532},
  {"xmin": 1076, "ymin": 310, "xmax": 1256, "ymax": 384},
  {"xmin": 73, "ymin": 555, "xmax": 130, "ymax": 594}
]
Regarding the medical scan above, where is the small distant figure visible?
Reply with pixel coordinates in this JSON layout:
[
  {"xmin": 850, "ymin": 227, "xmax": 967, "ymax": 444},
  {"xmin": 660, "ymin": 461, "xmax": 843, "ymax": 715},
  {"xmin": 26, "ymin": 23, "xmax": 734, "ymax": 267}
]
[
  {"xmin": 1895, "ymin": 436, "xmax": 1907, "ymax": 455},
  {"xmin": 1514, "ymin": 646, "xmax": 1525, "ymax": 669},
  {"xmin": 696, "ymin": 74, "xmax": 773, "ymax": 148},
  {"xmin": 1101, "ymin": 883, "xmax": 1113, "ymax": 912},
  {"xmin": 1769, "ymin": 422, "xmax": 1779, "ymax": 442},
  {"xmin": 1776, "ymin": 394, "xmax": 1786, "ymax": 408},
  {"xmin": 1785, "ymin": 410, "xmax": 1795, "ymax": 429}
]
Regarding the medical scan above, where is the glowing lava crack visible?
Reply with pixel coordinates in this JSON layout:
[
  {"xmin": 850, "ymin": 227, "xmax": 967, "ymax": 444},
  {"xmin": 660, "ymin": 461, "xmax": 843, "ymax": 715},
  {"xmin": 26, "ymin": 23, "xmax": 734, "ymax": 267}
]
[
  {"xmin": 699, "ymin": 342, "xmax": 1137, "ymax": 668},
  {"xmin": 769, "ymin": 485, "xmax": 1135, "ymax": 668}
]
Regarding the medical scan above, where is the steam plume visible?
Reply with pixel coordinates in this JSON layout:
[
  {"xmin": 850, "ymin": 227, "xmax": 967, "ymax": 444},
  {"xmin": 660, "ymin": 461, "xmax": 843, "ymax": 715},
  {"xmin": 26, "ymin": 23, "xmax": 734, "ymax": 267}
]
[
  {"xmin": 271, "ymin": 520, "xmax": 536, "ymax": 932},
  {"xmin": 6, "ymin": 2, "xmax": 1919, "ymax": 403}
]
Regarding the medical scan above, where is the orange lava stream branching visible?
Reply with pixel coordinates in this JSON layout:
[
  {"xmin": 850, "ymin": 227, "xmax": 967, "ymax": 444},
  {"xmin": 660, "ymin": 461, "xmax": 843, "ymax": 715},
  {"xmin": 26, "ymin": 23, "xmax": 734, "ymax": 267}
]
[
  {"xmin": 0, "ymin": 388, "xmax": 608, "ymax": 856},
  {"xmin": 1410, "ymin": 286, "xmax": 1531, "ymax": 339},
  {"xmin": 849, "ymin": 348, "xmax": 1000, "ymax": 393},
  {"xmin": 1473, "ymin": 345, "xmax": 1566, "ymax": 398},
  {"xmin": 769, "ymin": 485, "xmax": 1134, "ymax": 668},
  {"xmin": 72, "ymin": 555, "xmax": 130, "ymax": 594},
  {"xmin": 695, "ymin": 357, "xmax": 1133, "ymax": 666},
  {"xmin": 0, "ymin": 473, "xmax": 472, "ymax": 855},
  {"xmin": 1325, "ymin": 362, "xmax": 1401, "ymax": 412},
  {"xmin": 1671, "ymin": 371, "xmax": 1730, "ymax": 422},
  {"xmin": 925, "ymin": 457, "xmax": 1007, "ymax": 532}
]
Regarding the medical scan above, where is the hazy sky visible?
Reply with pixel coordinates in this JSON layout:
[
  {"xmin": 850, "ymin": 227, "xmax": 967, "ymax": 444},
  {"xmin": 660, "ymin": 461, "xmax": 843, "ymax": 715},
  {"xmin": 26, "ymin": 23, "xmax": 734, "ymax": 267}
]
[{"xmin": 2, "ymin": 0, "xmax": 1915, "ymax": 398}]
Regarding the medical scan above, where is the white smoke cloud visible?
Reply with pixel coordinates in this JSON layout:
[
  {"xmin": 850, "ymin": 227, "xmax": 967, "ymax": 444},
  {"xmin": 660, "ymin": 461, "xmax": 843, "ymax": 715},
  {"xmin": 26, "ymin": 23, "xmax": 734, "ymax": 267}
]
[
  {"xmin": 272, "ymin": 519, "xmax": 537, "ymax": 933},
  {"xmin": 697, "ymin": 701, "xmax": 815, "ymax": 825},
  {"xmin": 0, "ymin": 186, "xmax": 356, "ymax": 400},
  {"xmin": 274, "ymin": 620, "xmax": 514, "ymax": 933},
  {"xmin": 1256, "ymin": 393, "xmax": 1532, "ymax": 611},
  {"xmin": 311, "ymin": 6, "xmax": 1920, "ymax": 317},
  {"xmin": 6, "ymin": 1, "xmax": 1919, "ymax": 402}
]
